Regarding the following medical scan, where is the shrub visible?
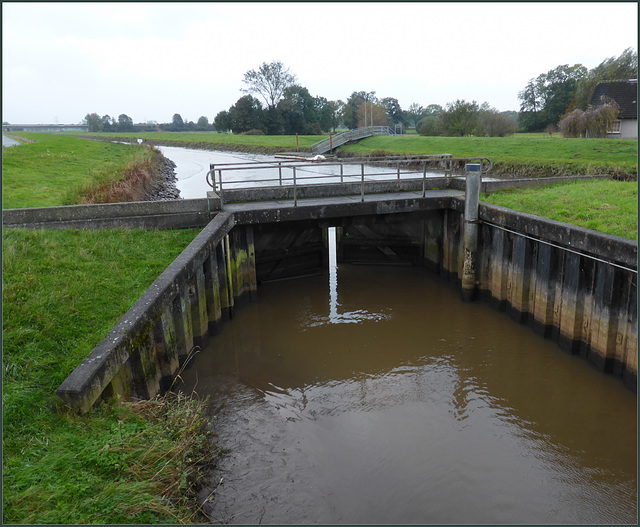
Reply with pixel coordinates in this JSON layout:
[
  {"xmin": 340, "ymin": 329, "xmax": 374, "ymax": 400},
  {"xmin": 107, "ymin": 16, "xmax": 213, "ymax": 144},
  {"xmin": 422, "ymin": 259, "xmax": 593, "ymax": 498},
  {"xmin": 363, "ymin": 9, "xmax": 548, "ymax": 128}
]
[{"xmin": 241, "ymin": 129, "xmax": 265, "ymax": 135}]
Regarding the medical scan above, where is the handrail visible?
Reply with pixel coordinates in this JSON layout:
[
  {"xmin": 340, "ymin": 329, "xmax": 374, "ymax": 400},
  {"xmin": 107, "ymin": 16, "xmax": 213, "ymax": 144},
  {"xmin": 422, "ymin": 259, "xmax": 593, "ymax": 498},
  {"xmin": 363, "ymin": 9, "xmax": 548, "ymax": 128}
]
[
  {"xmin": 310, "ymin": 126, "xmax": 397, "ymax": 155},
  {"xmin": 209, "ymin": 155, "xmax": 492, "ymax": 207}
]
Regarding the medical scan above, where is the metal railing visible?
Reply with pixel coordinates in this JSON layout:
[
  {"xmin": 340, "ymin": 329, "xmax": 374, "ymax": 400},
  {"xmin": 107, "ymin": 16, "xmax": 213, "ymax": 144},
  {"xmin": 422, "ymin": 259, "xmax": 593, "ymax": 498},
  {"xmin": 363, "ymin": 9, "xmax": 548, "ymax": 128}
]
[
  {"xmin": 206, "ymin": 156, "xmax": 492, "ymax": 207},
  {"xmin": 310, "ymin": 126, "xmax": 397, "ymax": 155}
]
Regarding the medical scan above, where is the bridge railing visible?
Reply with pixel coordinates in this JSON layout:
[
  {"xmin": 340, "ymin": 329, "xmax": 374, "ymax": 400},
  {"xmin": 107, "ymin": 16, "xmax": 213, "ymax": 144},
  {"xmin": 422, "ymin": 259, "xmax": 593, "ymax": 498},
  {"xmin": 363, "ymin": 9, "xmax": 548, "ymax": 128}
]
[
  {"xmin": 206, "ymin": 155, "xmax": 492, "ymax": 207},
  {"xmin": 310, "ymin": 126, "xmax": 397, "ymax": 155}
]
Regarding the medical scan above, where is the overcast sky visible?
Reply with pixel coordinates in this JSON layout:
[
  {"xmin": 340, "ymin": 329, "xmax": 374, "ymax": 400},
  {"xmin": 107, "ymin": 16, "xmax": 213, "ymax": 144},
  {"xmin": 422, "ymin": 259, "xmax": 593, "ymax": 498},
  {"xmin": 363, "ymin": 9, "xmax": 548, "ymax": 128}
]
[{"xmin": 2, "ymin": 2, "xmax": 637, "ymax": 125}]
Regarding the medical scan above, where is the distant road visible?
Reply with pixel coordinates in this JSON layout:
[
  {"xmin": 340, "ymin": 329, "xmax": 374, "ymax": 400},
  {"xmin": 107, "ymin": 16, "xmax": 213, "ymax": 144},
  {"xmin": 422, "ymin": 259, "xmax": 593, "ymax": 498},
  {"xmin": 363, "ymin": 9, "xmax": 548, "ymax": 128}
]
[{"xmin": 3, "ymin": 135, "xmax": 22, "ymax": 147}]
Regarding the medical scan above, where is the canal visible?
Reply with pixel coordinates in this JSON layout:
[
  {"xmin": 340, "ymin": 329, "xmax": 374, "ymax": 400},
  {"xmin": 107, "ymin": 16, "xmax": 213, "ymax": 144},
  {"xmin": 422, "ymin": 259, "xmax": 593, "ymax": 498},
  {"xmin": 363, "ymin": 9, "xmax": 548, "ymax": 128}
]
[
  {"xmin": 177, "ymin": 230, "xmax": 637, "ymax": 524},
  {"xmin": 157, "ymin": 145, "xmax": 447, "ymax": 199}
]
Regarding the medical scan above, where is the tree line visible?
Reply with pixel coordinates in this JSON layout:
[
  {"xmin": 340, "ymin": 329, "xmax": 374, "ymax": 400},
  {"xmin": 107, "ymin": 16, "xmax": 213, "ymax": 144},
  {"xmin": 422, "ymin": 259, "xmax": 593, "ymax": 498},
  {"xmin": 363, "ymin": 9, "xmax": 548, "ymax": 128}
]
[
  {"xmin": 518, "ymin": 47, "xmax": 637, "ymax": 134},
  {"xmin": 84, "ymin": 49, "xmax": 636, "ymax": 138}
]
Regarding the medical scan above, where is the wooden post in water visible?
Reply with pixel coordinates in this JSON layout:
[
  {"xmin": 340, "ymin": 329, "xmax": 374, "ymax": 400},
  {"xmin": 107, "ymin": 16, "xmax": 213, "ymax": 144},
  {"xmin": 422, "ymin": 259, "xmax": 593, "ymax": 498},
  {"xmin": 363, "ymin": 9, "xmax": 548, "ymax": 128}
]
[{"xmin": 461, "ymin": 163, "xmax": 481, "ymax": 302}]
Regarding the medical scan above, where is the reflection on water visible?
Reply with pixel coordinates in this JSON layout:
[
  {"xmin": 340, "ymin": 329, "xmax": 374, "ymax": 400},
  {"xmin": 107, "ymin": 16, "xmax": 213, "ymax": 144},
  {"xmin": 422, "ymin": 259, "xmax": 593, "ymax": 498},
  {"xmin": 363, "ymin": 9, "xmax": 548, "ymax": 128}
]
[{"xmin": 178, "ymin": 256, "xmax": 637, "ymax": 524}]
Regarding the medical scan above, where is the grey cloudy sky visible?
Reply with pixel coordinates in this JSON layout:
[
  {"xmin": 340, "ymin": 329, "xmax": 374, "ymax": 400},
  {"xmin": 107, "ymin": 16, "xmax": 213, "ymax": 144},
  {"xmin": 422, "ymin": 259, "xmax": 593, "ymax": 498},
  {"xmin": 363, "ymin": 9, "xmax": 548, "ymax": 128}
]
[{"xmin": 2, "ymin": 2, "xmax": 638, "ymax": 124}]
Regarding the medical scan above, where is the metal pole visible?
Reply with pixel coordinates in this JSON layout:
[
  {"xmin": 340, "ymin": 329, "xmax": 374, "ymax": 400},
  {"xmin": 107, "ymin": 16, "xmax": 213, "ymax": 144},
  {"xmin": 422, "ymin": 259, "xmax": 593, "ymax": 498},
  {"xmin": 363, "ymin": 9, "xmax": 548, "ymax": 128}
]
[
  {"xmin": 361, "ymin": 163, "xmax": 365, "ymax": 202},
  {"xmin": 340, "ymin": 162, "xmax": 344, "ymax": 183},
  {"xmin": 278, "ymin": 162, "xmax": 282, "ymax": 186},
  {"xmin": 218, "ymin": 169, "xmax": 224, "ymax": 206},
  {"xmin": 293, "ymin": 166, "xmax": 297, "ymax": 207},
  {"xmin": 397, "ymin": 161, "xmax": 400, "ymax": 179},
  {"xmin": 461, "ymin": 163, "xmax": 482, "ymax": 302},
  {"xmin": 422, "ymin": 161, "xmax": 427, "ymax": 197}
]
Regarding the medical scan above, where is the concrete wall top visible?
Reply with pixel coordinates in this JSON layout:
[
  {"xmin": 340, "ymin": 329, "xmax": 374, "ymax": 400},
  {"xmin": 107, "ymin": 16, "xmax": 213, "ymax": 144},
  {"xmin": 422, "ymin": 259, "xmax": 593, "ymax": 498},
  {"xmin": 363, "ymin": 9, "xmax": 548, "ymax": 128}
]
[{"xmin": 452, "ymin": 198, "xmax": 638, "ymax": 270}]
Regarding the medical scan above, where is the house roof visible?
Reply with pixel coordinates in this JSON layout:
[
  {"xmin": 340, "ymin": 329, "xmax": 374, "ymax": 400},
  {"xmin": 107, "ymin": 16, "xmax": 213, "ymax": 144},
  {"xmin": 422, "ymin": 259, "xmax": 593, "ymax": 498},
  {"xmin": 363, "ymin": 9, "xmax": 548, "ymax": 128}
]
[{"xmin": 589, "ymin": 79, "xmax": 638, "ymax": 120}]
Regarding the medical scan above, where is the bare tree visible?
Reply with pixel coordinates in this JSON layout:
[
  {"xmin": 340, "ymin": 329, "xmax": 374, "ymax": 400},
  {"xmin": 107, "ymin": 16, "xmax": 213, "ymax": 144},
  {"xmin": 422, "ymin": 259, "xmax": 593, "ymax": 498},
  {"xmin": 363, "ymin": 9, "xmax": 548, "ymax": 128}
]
[{"xmin": 242, "ymin": 61, "xmax": 297, "ymax": 109}]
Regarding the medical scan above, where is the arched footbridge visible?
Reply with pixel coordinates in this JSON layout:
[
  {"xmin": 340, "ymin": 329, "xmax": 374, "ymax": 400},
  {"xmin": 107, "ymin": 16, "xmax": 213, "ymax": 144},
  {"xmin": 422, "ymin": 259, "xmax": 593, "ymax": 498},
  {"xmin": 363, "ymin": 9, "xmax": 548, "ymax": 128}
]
[{"xmin": 310, "ymin": 126, "xmax": 397, "ymax": 155}]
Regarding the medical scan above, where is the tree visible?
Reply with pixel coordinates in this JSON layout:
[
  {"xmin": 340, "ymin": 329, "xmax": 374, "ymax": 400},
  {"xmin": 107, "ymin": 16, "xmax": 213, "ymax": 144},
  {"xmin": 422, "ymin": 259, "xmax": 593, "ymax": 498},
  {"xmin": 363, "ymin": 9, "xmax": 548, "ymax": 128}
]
[
  {"xmin": 101, "ymin": 114, "xmax": 115, "ymax": 131},
  {"xmin": 559, "ymin": 101, "xmax": 619, "ymax": 138},
  {"xmin": 439, "ymin": 99, "xmax": 479, "ymax": 136},
  {"xmin": 380, "ymin": 97, "xmax": 405, "ymax": 126},
  {"xmin": 518, "ymin": 64, "xmax": 587, "ymax": 131},
  {"xmin": 117, "ymin": 114, "xmax": 134, "ymax": 131},
  {"xmin": 172, "ymin": 113, "xmax": 185, "ymax": 130},
  {"xmin": 214, "ymin": 110, "xmax": 232, "ymax": 132},
  {"xmin": 324, "ymin": 100, "xmax": 344, "ymax": 132},
  {"xmin": 518, "ymin": 78, "xmax": 543, "ymax": 131},
  {"xmin": 84, "ymin": 113, "xmax": 102, "ymax": 132},
  {"xmin": 196, "ymin": 116, "xmax": 209, "ymax": 130},
  {"xmin": 229, "ymin": 95, "xmax": 264, "ymax": 133},
  {"xmin": 406, "ymin": 103, "xmax": 425, "ymax": 128},
  {"xmin": 242, "ymin": 60, "xmax": 297, "ymax": 109},
  {"xmin": 278, "ymin": 85, "xmax": 318, "ymax": 134},
  {"xmin": 574, "ymin": 48, "xmax": 638, "ymax": 110},
  {"xmin": 356, "ymin": 102, "xmax": 389, "ymax": 127},
  {"xmin": 476, "ymin": 104, "xmax": 518, "ymax": 137},
  {"xmin": 342, "ymin": 91, "xmax": 376, "ymax": 129}
]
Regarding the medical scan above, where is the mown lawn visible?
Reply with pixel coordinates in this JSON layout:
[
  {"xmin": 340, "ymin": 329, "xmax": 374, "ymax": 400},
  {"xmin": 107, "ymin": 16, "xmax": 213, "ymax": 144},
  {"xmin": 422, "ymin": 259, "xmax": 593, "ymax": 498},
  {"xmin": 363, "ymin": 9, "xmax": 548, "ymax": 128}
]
[{"xmin": 481, "ymin": 178, "xmax": 637, "ymax": 240}]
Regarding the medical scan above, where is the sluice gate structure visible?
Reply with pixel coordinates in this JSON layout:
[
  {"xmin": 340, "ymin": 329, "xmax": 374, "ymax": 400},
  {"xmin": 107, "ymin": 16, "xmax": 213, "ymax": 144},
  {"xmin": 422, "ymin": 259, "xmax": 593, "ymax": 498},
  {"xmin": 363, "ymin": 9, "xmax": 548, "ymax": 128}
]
[{"xmin": 5, "ymin": 159, "xmax": 635, "ymax": 412}]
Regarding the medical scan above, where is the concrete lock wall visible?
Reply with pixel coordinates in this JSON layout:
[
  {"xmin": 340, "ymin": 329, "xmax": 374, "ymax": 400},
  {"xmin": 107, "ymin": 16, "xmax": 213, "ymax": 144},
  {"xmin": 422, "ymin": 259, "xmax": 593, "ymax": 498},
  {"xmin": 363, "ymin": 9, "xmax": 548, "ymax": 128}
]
[
  {"xmin": 420, "ymin": 200, "xmax": 637, "ymax": 391},
  {"xmin": 56, "ymin": 212, "xmax": 257, "ymax": 413},
  {"xmin": 54, "ymin": 190, "xmax": 636, "ymax": 411}
]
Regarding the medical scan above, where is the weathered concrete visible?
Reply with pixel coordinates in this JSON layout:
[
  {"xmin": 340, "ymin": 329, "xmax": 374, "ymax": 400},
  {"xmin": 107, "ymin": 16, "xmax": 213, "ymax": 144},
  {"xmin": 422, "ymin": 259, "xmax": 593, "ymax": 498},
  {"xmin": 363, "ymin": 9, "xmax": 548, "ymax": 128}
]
[
  {"xmin": 3, "ymin": 197, "xmax": 221, "ymax": 230},
  {"xmin": 57, "ymin": 211, "xmax": 239, "ymax": 412},
  {"xmin": 55, "ymin": 188, "xmax": 637, "ymax": 412}
]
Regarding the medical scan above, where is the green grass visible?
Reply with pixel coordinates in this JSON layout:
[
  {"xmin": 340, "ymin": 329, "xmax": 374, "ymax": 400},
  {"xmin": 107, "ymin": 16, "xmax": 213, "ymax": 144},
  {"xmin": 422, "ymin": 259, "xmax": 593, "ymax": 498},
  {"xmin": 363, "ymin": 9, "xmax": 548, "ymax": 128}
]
[
  {"xmin": 341, "ymin": 134, "xmax": 638, "ymax": 178},
  {"xmin": 481, "ymin": 179, "xmax": 638, "ymax": 240},
  {"xmin": 78, "ymin": 130, "xmax": 325, "ymax": 151},
  {"xmin": 70, "ymin": 131, "xmax": 638, "ymax": 179},
  {"xmin": 2, "ymin": 227, "xmax": 212, "ymax": 523},
  {"xmin": 2, "ymin": 133, "xmax": 150, "ymax": 209}
]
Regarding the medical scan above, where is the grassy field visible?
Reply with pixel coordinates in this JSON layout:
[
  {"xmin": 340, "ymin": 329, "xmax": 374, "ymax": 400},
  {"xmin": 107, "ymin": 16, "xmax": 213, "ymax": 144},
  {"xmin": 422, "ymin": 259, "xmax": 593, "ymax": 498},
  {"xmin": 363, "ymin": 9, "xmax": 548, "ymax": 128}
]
[
  {"xmin": 76, "ymin": 131, "xmax": 324, "ymax": 152},
  {"xmin": 71, "ymin": 131, "xmax": 638, "ymax": 179},
  {"xmin": 342, "ymin": 134, "xmax": 638, "ymax": 179},
  {"xmin": 2, "ymin": 228, "xmax": 211, "ymax": 523},
  {"xmin": 2, "ymin": 133, "xmax": 152, "ymax": 209},
  {"xmin": 481, "ymin": 179, "xmax": 637, "ymax": 240}
]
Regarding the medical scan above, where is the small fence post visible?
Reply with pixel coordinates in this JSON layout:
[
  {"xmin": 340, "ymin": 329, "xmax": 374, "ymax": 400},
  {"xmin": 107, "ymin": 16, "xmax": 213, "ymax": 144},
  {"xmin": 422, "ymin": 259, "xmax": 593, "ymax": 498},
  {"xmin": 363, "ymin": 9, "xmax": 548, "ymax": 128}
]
[
  {"xmin": 361, "ymin": 163, "xmax": 365, "ymax": 202},
  {"xmin": 397, "ymin": 161, "xmax": 400, "ymax": 179},
  {"xmin": 293, "ymin": 166, "xmax": 297, "ymax": 206},
  {"xmin": 218, "ymin": 169, "xmax": 224, "ymax": 206},
  {"xmin": 340, "ymin": 162, "xmax": 344, "ymax": 183},
  {"xmin": 422, "ymin": 161, "xmax": 427, "ymax": 197},
  {"xmin": 462, "ymin": 163, "xmax": 482, "ymax": 302},
  {"xmin": 278, "ymin": 162, "xmax": 282, "ymax": 186}
]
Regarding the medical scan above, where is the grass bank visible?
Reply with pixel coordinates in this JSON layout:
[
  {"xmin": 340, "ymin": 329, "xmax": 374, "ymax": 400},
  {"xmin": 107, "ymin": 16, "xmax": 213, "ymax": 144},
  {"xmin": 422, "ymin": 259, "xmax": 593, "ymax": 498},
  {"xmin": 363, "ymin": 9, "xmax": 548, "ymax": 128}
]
[
  {"xmin": 2, "ymin": 228, "xmax": 216, "ymax": 523},
  {"xmin": 69, "ymin": 131, "xmax": 637, "ymax": 180},
  {"xmin": 2, "ymin": 133, "xmax": 166, "ymax": 209},
  {"xmin": 74, "ymin": 131, "xmax": 324, "ymax": 155},
  {"xmin": 339, "ymin": 134, "xmax": 638, "ymax": 180},
  {"xmin": 481, "ymin": 178, "xmax": 637, "ymax": 240}
]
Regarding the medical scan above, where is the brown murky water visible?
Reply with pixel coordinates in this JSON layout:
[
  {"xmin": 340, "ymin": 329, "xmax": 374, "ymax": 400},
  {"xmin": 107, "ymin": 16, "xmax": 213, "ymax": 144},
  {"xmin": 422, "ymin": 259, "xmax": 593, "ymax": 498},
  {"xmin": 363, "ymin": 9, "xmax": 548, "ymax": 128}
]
[{"xmin": 179, "ymin": 238, "xmax": 637, "ymax": 524}]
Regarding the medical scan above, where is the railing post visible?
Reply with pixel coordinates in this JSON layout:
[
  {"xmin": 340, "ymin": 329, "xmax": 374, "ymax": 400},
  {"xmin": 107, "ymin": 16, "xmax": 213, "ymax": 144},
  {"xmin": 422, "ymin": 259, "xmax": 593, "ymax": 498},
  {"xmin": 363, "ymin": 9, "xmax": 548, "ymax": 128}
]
[
  {"xmin": 422, "ymin": 161, "xmax": 427, "ymax": 197},
  {"xmin": 397, "ymin": 161, "xmax": 400, "ymax": 179},
  {"xmin": 340, "ymin": 162, "xmax": 344, "ymax": 183},
  {"xmin": 218, "ymin": 169, "xmax": 224, "ymax": 206},
  {"xmin": 361, "ymin": 163, "xmax": 365, "ymax": 202},
  {"xmin": 278, "ymin": 162, "xmax": 282, "ymax": 186},
  {"xmin": 293, "ymin": 166, "xmax": 297, "ymax": 207}
]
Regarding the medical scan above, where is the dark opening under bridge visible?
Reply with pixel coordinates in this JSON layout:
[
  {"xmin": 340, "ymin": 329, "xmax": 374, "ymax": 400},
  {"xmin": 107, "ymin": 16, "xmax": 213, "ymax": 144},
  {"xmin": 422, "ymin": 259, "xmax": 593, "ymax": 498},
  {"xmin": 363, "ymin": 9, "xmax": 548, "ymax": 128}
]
[{"xmin": 310, "ymin": 126, "xmax": 398, "ymax": 155}]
